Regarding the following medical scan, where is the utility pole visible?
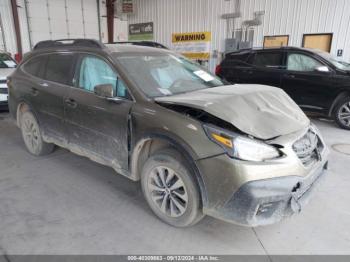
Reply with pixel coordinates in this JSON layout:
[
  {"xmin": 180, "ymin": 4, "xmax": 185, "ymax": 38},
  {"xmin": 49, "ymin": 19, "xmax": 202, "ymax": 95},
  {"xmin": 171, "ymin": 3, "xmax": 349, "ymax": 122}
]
[
  {"xmin": 10, "ymin": 0, "xmax": 22, "ymax": 60},
  {"xmin": 106, "ymin": 0, "xmax": 115, "ymax": 43}
]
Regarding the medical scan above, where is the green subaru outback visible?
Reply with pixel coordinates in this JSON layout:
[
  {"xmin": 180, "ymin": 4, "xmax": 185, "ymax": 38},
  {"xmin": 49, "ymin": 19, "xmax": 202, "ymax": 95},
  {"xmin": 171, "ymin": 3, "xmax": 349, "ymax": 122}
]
[{"xmin": 8, "ymin": 39, "xmax": 329, "ymax": 227}]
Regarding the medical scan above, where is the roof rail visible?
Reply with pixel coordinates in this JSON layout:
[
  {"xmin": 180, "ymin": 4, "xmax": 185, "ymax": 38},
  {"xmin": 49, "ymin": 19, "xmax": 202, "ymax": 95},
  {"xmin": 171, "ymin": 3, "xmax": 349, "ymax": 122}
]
[{"xmin": 33, "ymin": 39, "xmax": 105, "ymax": 50}]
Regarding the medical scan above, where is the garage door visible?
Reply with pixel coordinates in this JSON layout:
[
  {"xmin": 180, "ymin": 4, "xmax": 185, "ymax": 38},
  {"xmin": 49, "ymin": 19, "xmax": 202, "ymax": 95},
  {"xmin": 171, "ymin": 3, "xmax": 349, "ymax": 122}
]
[
  {"xmin": 26, "ymin": 0, "xmax": 100, "ymax": 47},
  {"xmin": 264, "ymin": 35, "xmax": 289, "ymax": 48},
  {"xmin": 302, "ymin": 34, "xmax": 332, "ymax": 52},
  {"xmin": 0, "ymin": 13, "xmax": 5, "ymax": 51}
]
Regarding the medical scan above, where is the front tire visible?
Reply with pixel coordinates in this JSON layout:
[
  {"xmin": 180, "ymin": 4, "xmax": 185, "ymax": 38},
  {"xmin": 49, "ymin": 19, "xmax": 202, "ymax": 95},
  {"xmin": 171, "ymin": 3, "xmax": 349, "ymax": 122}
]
[
  {"xmin": 141, "ymin": 148, "xmax": 204, "ymax": 227},
  {"xmin": 20, "ymin": 111, "xmax": 55, "ymax": 156},
  {"xmin": 334, "ymin": 96, "xmax": 350, "ymax": 130}
]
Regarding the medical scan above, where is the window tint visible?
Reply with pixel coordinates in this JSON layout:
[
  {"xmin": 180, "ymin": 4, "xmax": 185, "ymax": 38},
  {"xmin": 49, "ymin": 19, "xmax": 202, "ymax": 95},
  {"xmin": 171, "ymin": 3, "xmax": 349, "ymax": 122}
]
[
  {"xmin": 44, "ymin": 54, "xmax": 74, "ymax": 85},
  {"xmin": 23, "ymin": 56, "xmax": 46, "ymax": 77},
  {"xmin": 253, "ymin": 52, "xmax": 283, "ymax": 68},
  {"xmin": 78, "ymin": 56, "xmax": 128, "ymax": 98},
  {"xmin": 227, "ymin": 53, "xmax": 250, "ymax": 62},
  {"xmin": 287, "ymin": 53, "xmax": 324, "ymax": 72}
]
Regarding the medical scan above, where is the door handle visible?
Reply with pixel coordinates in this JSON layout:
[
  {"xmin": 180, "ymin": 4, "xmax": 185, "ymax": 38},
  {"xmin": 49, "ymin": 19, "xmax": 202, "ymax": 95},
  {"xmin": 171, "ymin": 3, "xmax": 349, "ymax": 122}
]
[
  {"xmin": 30, "ymin": 87, "xmax": 39, "ymax": 96},
  {"xmin": 39, "ymin": 82, "xmax": 49, "ymax": 87},
  {"xmin": 284, "ymin": 73, "xmax": 296, "ymax": 79},
  {"xmin": 65, "ymin": 98, "xmax": 77, "ymax": 108},
  {"xmin": 243, "ymin": 70, "xmax": 253, "ymax": 74}
]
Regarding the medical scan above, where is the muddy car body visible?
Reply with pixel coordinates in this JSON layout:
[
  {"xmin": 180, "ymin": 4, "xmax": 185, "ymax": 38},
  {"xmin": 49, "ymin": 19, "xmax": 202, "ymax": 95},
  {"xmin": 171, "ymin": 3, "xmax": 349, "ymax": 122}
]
[{"xmin": 8, "ymin": 39, "xmax": 329, "ymax": 227}]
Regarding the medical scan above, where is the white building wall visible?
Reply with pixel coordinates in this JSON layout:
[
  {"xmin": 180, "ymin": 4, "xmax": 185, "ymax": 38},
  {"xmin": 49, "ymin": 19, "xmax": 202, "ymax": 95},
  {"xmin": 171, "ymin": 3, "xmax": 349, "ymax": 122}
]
[
  {"xmin": 25, "ymin": 0, "xmax": 100, "ymax": 48},
  {"xmin": 99, "ymin": 0, "xmax": 128, "ymax": 43},
  {"xmin": 0, "ymin": 0, "xmax": 102, "ymax": 56},
  {"xmin": 0, "ymin": 0, "xmax": 17, "ymax": 55},
  {"xmin": 17, "ymin": 0, "xmax": 31, "ymax": 53},
  {"xmin": 128, "ymin": 0, "xmax": 350, "ymax": 71}
]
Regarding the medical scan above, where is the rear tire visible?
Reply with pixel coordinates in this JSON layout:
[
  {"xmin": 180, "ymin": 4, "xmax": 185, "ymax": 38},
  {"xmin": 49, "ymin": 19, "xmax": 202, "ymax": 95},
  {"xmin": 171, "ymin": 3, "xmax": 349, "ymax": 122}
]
[
  {"xmin": 20, "ymin": 111, "xmax": 55, "ymax": 156},
  {"xmin": 141, "ymin": 148, "xmax": 204, "ymax": 227},
  {"xmin": 334, "ymin": 96, "xmax": 350, "ymax": 130}
]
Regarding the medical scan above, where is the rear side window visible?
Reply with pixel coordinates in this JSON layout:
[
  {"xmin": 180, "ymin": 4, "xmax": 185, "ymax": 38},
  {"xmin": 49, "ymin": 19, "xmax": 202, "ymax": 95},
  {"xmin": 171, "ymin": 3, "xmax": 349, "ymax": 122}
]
[
  {"xmin": 221, "ymin": 53, "xmax": 251, "ymax": 67},
  {"xmin": 226, "ymin": 53, "xmax": 250, "ymax": 62},
  {"xmin": 43, "ymin": 54, "xmax": 75, "ymax": 85},
  {"xmin": 252, "ymin": 52, "xmax": 283, "ymax": 68},
  {"xmin": 23, "ymin": 56, "xmax": 46, "ymax": 77}
]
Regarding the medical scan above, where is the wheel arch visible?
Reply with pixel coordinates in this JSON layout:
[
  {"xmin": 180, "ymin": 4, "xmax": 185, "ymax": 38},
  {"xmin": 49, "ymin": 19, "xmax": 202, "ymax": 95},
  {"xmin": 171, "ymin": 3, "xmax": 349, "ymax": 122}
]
[
  {"xmin": 328, "ymin": 90, "xmax": 350, "ymax": 117},
  {"xmin": 16, "ymin": 100, "xmax": 36, "ymax": 127},
  {"xmin": 130, "ymin": 132, "xmax": 208, "ymax": 207}
]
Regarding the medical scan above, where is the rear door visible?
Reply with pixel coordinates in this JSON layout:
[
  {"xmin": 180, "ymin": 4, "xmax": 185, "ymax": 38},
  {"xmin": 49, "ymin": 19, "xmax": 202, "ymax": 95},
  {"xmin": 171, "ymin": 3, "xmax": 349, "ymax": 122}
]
[
  {"xmin": 281, "ymin": 51, "xmax": 336, "ymax": 109},
  {"xmin": 243, "ymin": 50, "xmax": 285, "ymax": 87},
  {"xmin": 38, "ymin": 53, "xmax": 76, "ymax": 144},
  {"xmin": 219, "ymin": 52, "xmax": 251, "ymax": 83},
  {"xmin": 20, "ymin": 53, "xmax": 76, "ymax": 144},
  {"xmin": 64, "ymin": 54, "xmax": 133, "ymax": 172}
]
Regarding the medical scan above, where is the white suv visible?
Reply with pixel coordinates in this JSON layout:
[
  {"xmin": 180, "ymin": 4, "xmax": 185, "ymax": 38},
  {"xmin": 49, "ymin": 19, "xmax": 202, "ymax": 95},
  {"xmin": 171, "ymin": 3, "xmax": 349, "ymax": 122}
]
[{"xmin": 0, "ymin": 52, "xmax": 17, "ymax": 109}]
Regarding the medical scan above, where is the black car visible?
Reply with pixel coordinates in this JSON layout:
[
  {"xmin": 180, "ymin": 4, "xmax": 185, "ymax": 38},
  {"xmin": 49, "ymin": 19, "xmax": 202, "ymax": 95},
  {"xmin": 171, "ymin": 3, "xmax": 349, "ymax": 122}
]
[{"xmin": 216, "ymin": 47, "xmax": 350, "ymax": 129}]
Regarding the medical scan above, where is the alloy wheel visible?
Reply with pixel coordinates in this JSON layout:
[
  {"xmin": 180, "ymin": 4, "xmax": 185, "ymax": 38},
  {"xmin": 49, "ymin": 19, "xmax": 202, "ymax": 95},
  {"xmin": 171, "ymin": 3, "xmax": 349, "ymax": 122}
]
[
  {"xmin": 23, "ymin": 117, "xmax": 40, "ymax": 153},
  {"xmin": 147, "ymin": 166, "xmax": 188, "ymax": 218},
  {"xmin": 338, "ymin": 101, "xmax": 350, "ymax": 127}
]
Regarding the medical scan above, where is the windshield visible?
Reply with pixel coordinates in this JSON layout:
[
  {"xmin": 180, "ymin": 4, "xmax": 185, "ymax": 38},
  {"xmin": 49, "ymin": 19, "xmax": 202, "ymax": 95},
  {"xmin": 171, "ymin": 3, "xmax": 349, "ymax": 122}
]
[
  {"xmin": 115, "ymin": 53, "xmax": 224, "ymax": 97},
  {"xmin": 316, "ymin": 50, "xmax": 350, "ymax": 71},
  {"xmin": 0, "ymin": 53, "xmax": 17, "ymax": 69}
]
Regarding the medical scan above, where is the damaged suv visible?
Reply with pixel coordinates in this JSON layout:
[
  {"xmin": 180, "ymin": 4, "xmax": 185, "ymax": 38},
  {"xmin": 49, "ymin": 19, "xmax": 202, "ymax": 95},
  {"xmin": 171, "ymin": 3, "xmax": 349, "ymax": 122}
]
[{"xmin": 8, "ymin": 39, "xmax": 329, "ymax": 227}]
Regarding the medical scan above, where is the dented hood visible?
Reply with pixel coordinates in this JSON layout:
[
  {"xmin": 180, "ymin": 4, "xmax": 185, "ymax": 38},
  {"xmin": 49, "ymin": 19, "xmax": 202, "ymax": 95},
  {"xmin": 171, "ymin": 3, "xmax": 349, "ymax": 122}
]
[{"xmin": 155, "ymin": 84, "xmax": 310, "ymax": 140}]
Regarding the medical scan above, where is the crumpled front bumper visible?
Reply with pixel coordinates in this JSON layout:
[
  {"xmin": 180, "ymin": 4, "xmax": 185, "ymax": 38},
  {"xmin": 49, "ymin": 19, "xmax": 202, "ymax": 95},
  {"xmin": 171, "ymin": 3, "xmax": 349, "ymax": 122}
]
[
  {"xmin": 196, "ymin": 127, "xmax": 329, "ymax": 227},
  {"xmin": 205, "ymin": 161, "xmax": 328, "ymax": 227}
]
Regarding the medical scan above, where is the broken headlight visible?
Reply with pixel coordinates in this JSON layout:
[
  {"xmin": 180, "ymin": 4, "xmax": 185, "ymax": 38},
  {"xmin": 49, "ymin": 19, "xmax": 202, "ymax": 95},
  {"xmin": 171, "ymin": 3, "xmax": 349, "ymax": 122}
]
[{"xmin": 203, "ymin": 124, "xmax": 281, "ymax": 162}]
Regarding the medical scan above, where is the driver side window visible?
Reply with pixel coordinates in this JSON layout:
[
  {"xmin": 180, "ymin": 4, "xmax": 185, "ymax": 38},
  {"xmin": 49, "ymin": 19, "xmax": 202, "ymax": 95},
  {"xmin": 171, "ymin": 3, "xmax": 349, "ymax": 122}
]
[
  {"xmin": 78, "ymin": 55, "xmax": 128, "ymax": 98},
  {"xmin": 287, "ymin": 53, "xmax": 323, "ymax": 72}
]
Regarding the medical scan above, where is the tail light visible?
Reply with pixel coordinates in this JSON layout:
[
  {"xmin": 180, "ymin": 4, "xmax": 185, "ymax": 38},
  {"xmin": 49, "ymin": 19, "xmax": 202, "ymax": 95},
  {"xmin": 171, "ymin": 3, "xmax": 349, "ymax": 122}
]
[{"xmin": 215, "ymin": 64, "xmax": 222, "ymax": 76}]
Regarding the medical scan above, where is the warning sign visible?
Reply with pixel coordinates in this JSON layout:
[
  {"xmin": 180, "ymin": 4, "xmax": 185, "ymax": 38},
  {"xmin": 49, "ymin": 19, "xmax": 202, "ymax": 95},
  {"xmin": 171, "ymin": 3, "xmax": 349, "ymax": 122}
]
[{"xmin": 172, "ymin": 32, "xmax": 211, "ymax": 60}]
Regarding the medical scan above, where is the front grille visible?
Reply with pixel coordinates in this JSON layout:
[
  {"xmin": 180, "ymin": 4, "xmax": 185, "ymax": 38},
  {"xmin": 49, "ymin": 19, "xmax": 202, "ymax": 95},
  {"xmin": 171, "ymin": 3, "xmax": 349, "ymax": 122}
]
[
  {"xmin": 0, "ymin": 88, "xmax": 7, "ymax": 94},
  {"xmin": 293, "ymin": 128, "xmax": 323, "ymax": 166}
]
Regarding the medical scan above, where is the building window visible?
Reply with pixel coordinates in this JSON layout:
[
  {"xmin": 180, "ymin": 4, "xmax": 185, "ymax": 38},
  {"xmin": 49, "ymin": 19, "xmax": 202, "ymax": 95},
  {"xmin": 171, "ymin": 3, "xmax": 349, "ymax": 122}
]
[{"xmin": 264, "ymin": 35, "xmax": 289, "ymax": 48}]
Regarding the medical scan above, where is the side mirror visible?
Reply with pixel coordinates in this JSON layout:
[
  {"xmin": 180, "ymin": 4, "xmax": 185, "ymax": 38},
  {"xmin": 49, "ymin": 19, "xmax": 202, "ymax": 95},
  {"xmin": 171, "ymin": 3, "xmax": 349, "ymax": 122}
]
[
  {"xmin": 94, "ymin": 84, "xmax": 114, "ymax": 98},
  {"xmin": 315, "ymin": 66, "xmax": 330, "ymax": 73}
]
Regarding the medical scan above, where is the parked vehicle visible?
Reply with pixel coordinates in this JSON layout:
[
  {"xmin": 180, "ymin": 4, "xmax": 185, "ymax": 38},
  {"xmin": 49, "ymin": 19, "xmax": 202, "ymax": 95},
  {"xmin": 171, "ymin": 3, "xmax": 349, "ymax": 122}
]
[
  {"xmin": 0, "ymin": 52, "xmax": 17, "ymax": 109},
  {"xmin": 112, "ymin": 41, "xmax": 168, "ymax": 49},
  {"xmin": 8, "ymin": 39, "xmax": 328, "ymax": 227},
  {"xmin": 216, "ymin": 47, "xmax": 350, "ymax": 130}
]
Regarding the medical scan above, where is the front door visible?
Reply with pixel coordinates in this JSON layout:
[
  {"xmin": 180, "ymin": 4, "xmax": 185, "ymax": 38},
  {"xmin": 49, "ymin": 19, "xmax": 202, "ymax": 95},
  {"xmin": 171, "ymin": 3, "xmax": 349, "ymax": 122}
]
[
  {"xmin": 281, "ymin": 51, "xmax": 336, "ymax": 110},
  {"xmin": 239, "ymin": 50, "xmax": 284, "ymax": 88},
  {"xmin": 64, "ymin": 54, "xmax": 133, "ymax": 172}
]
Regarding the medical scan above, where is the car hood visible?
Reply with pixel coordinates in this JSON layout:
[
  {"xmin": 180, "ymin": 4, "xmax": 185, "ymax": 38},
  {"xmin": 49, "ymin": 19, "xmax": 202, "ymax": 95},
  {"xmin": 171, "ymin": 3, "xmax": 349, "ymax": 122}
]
[
  {"xmin": 0, "ymin": 68, "xmax": 15, "ymax": 79},
  {"xmin": 155, "ymin": 84, "xmax": 310, "ymax": 140}
]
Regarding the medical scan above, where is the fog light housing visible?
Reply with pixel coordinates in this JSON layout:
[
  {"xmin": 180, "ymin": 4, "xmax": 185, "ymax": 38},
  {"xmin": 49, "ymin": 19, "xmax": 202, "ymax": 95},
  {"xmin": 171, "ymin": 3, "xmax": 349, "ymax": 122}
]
[{"xmin": 256, "ymin": 201, "xmax": 282, "ymax": 218}]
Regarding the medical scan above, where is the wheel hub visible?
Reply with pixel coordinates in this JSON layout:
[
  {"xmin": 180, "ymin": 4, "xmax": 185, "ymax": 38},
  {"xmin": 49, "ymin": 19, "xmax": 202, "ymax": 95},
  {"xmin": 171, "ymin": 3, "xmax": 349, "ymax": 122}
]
[
  {"xmin": 23, "ymin": 118, "xmax": 39, "ymax": 152},
  {"xmin": 338, "ymin": 101, "xmax": 350, "ymax": 127},
  {"xmin": 147, "ymin": 166, "xmax": 188, "ymax": 218}
]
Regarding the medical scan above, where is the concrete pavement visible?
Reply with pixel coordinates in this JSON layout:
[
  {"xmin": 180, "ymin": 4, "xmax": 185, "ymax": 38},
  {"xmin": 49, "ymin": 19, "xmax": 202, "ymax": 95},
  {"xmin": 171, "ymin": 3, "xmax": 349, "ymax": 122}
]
[{"xmin": 0, "ymin": 112, "xmax": 349, "ymax": 255}]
